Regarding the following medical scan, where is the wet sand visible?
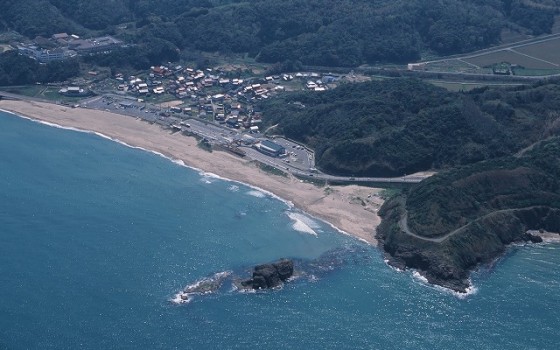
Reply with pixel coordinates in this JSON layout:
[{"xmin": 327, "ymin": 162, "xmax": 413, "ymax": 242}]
[{"xmin": 0, "ymin": 99, "xmax": 383, "ymax": 244}]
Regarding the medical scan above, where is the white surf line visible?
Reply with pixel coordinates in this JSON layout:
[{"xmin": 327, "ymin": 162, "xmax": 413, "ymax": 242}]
[{"xmin": 507, "ymin": 48, "xmax": 560, "ymax": 67}]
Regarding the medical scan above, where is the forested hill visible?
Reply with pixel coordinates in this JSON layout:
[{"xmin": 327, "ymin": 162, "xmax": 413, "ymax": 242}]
[
  {"xmin": 1, "ymin": 0, "xmax": 558, "ymax": 66},
  {"xmin": 259, "ymin": 79, "xmax": 560, "ymax": 176},
  {"xmin": 376, "ymin": 136, "xmax": 560, "ymax": 292}
]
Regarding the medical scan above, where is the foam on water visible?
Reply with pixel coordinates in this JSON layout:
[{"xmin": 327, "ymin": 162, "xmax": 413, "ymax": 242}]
[
  {"xmin": 384, "ymin": 258, "xmax": 404, "ymax": 272},
  {"xmin": 412, "ymin": 270, "xmax": 478, "ymax": 299},
  {"xmin": 286, "ymin": 212, "xmax": 318, "ymax": 236},
  {"xmin": 171, "ymin": 271, "xmax": 232, "ymax": 304},
  {"xmin": 172, "ymin": 159, "xmax": 186, "ymax": 167},
  {"xmin": 246, "ymin": 190, "xmax": 267, "ymax": 198},
  {"xmin": 200, "ymin": 177, "xmax": 214, "ymax": 184}
]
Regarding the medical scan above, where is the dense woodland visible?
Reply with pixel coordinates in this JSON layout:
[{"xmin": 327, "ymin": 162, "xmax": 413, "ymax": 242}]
[
  {"xmin": 404, "ymin": 137, "xmax": 560, "ymax": 238},
  {"xmin": 0, "ymin": 0, "xmax": 558, "ymax": 67},
  {"xmin": 259, "ymin": 79, "xmax": 560, "ymax": 176},
  {"xmin": 0, "ymin": 51, "xmax": 79, "ymax": 85}
]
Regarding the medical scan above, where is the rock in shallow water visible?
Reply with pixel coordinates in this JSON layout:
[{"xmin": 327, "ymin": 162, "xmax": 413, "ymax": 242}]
[{"xmin": 241, "ymin": 259, "xmax": 294, "ymax": 290}]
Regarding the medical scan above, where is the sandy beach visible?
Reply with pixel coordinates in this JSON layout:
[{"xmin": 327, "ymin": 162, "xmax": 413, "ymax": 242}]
[{"xmin": 0, "ymin": 99, "xmax": 383, "ymax": 244}]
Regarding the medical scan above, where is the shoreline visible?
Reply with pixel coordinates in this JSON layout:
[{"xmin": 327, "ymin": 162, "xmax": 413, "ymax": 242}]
[{"xmin": 0, "ymin": 99, "xmax": 383, "ymax": 245}]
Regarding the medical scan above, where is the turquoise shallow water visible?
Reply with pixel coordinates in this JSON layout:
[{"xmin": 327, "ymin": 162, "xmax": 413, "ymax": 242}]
[{"xmin": 0, "ymin": 111, "xmax": 559, "ymax": 350}]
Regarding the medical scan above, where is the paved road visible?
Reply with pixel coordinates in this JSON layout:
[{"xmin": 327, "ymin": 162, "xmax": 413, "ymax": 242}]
[{"xmin": 1, "ymin": 90, "xmax": 431, "ymax": 185}]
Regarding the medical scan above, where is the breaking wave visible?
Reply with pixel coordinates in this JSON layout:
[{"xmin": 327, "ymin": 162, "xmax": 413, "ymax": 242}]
[
  {"xmin": 412, "ymin": 271, "xmax": 478, "ymax": 299},
  {"xmin": 286, "ymin": 212, "xmax": 319, "ymax": 236},
  {"xmin": 170, "ymin": 271, "xmax": 232, "ymax": 304},
  {"xmin": 246, "ymin": 190, "xmax": 266, "ymax": 198}
]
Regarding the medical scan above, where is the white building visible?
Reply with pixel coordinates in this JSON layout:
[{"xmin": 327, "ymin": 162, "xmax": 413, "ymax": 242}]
[{"xmin": 18, "ymin": 45, "xmax": 76, "ymax": 63}]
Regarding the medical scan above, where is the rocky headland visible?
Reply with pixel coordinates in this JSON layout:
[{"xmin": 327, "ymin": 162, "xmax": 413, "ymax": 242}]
[{"xmin": 376, "ymin": 137, "xmax": 560, "ymax": 293}]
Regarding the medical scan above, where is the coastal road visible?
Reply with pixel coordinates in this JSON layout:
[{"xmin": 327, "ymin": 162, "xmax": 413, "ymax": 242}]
[{"xmin": 2, "ymin": 91, "xmax": 430, "ymax": 185}]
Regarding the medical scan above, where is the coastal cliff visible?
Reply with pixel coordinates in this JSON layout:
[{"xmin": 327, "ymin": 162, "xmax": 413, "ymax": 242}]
[{"xmin": 376, "ymin": 137, "xmax": 560, "ymax": 292}]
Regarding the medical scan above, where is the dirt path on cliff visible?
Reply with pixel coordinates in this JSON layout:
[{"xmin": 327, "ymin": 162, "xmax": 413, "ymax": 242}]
[
  {"xmin": 399, "ymin": 211, "xmax": 453, "ymax": 243},
  {"xmin": 399, "ymin": 206, "xmax": 547, "ymax": 243}
]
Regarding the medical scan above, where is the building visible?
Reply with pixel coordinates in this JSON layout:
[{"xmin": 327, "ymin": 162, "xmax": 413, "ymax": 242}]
[
  {"xmin": 58, "ymin": 86, "xmax": 91, "ymax": 97},
  {"xmin": 68, "ymin": 36, "xmax": 122, "ymax": 54},
  {"xmin": 52, "ymin": 33, "xmax": 69, "ymax": 40},
  {"xmin": 17, "ymin": 45, "xmax": 76, "ymax": 63},
  {"xmin": 256, "ymin": 140, "xmax": 286, "ymax": 157}
]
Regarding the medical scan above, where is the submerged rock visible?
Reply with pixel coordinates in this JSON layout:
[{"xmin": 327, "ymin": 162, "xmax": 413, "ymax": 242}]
[
  {"xmin": 172, "ymin": 271, "xmax": 232, "ymax": 303},
  {"xmin": 241, "ymin": 259, "xmax": 294, "ymax": 290}
]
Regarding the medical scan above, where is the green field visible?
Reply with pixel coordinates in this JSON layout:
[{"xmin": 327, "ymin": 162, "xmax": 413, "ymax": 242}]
[
  {"xmin": 416, "ymin": 35, "xmax": 560, "ymax": 77},
  {"xmin": 2, "ymin": 85, "xmax": 86, "ymax": 103},
  {"xmin": 465, "ymin": 50, "xmax": 558, "ymax": 69},
  {"xmin": 515, "ymin": 38, "xmax": 560, "ymax": 66},
  {"xmin": 513, "ymin": 67, "xmax": 560, "ymax": 76},
  {"xmin": 461, "ymin": 36, "xmax": 560, "ymax": 72},
  {"xmin": 2, "ymin": 85, "xmax": 44, "ymax": 97},
  {"xmin": 427, "ymin": 80, "xmax": 525, "ymax": 91}
]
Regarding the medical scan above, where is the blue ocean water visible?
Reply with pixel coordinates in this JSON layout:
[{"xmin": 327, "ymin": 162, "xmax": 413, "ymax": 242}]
[{"xmin": 0, "ymin": 111, "xmax": 559, "ymax": 350}]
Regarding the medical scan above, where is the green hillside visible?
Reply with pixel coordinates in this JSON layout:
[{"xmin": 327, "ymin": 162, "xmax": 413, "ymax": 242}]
[
  {"xmin": 260, "ymin": 79, "xmax": 560, "ymax": 176},
  {"xmin": 0, "ymin": 0, "xmax": 558, "ymax": 66},
  {"xmin": 376, "ymin": 137, "xmax": 560, "ymax": 292}
]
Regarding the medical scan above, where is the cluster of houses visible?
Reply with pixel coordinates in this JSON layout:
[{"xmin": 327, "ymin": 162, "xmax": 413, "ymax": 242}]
[
  {"xmin": 147, "ymin": 65, "xmax": 286, "ymax": 102},
  {"xmin": 119, "ymin": 64, "xmax": 337, "ymax": 100},
  {"xmin": 17, "ymin": 33, "xmax": 123, "ymax": 63},
  {"xmin": 109, "ymin": 63, "xmax": 341, "ymax": 133}
]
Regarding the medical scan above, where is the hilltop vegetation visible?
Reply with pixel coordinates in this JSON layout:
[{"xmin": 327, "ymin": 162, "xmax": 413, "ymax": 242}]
[
  {"xmin": 376, "ymin": 137, "xmax": 560, "ymax": 292},
  {"xmin": 260, "ymin": 79, "xmax": 560, "ymax": 176},
  {"xmin": 0, "ymin": 0, "xmax": 558, "ymax": 66},
  {"xmin": 0, "ymin": 51, "xmax": 79, "ymax": 85}
]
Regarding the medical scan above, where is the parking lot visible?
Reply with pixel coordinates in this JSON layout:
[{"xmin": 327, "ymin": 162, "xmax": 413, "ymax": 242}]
[{"xmin": 79, "ymin": 95, "xmax": 322, "ymax": 177}]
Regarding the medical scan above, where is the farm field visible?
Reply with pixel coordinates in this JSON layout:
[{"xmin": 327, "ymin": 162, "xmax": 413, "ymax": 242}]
[
  {"xmin": 464, "ymin": 50, "xmax": 558, "ymax": 69},
  {"xmin": 423, "ymin": 59, "xmax": 480, "ymax": 72},
  {"xmin": 515, "ymin": 38, "xmax": 560, "ymax": 65},
  {"xmin": 409, "ymin": 34, "xmax": 560, "ymax": 78},
  {"xmin": 428, "ymin": 80, "xmax": 525, "ymax": 91},
  {"xmin": 513, "ymin": 67, "xmax": 560, "ymax": 76}
]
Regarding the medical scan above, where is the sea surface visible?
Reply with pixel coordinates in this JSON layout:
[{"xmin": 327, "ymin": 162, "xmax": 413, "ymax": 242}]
[{"xmin": 0, "ymin": 111, "xmax": 559, "ymax": 350}]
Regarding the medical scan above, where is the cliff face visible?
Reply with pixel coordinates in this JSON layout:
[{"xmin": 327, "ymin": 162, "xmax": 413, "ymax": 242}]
[{"xmin": 376, "ymin": 138, "xmax": 560, "ymax": 292}]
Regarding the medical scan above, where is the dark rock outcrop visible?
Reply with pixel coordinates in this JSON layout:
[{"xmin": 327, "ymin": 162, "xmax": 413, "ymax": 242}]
[
  {"xmin": 377, "ymin": 198, "xmax": 560, "ymax": 293},
  {"xmin": 241, "ymin": 259, "xmax": 294, "ymax": 290}
]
